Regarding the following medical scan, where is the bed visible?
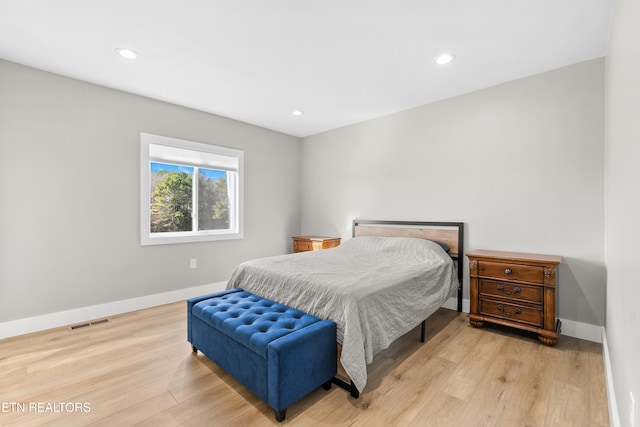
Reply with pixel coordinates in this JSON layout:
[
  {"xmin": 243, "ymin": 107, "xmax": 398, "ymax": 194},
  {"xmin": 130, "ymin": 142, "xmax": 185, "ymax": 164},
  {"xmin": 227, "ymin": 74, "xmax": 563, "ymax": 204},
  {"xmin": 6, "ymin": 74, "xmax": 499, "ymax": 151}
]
[{"xmin": 225, "ymin": 219, "xmax": 464, "ymax": 396}]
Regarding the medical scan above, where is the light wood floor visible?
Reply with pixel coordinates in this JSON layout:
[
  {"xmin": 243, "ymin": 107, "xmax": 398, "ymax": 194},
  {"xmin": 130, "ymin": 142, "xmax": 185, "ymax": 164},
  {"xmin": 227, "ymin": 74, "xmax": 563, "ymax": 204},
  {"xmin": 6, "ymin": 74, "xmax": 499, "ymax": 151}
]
[{"xmin": 0, "ymin": 302, "xmax": 609, "ymax": 426}]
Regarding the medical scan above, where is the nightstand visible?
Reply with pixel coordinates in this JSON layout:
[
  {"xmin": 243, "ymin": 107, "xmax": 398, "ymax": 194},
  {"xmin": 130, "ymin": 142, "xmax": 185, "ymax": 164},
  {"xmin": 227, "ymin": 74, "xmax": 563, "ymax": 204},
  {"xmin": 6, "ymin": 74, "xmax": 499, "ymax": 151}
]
[
  {"xmin": 292, "ymin": 236, "xmax": 341, "ymax": 253},
  {"xmin": 467, "ymin": 250, "xmax": 563, "ymax": 345}
]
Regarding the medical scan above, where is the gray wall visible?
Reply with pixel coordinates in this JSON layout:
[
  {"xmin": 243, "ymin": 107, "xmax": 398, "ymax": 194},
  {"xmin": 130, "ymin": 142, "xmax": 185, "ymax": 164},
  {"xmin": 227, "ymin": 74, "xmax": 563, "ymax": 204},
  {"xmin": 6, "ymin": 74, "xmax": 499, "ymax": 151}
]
[
  {"xmin": 605, "ymin": 0, "xmax": 640, "ymax": 424},
  {"xmin": 301, "ymin": 58, "xmax": 605, "ymax": 327},
  {"xmin": 0, "ymin": 59, "xmax": 301, "ymax": 322}
]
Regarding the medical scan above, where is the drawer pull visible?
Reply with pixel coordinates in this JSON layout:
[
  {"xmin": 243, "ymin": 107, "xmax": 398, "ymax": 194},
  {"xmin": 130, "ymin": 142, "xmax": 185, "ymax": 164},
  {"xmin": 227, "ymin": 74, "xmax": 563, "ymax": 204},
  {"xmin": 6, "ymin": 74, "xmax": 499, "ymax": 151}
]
[
  {"xmin": 497, "ymin": 305, "xmax": 521, "ymax": 316},
  {"xmin": 504, "ymin": 268, "xmax": 513, "ymax": 275},
  {"xmin": 496, "ymin": 284, "xmax": 521, "ymax": 295}
]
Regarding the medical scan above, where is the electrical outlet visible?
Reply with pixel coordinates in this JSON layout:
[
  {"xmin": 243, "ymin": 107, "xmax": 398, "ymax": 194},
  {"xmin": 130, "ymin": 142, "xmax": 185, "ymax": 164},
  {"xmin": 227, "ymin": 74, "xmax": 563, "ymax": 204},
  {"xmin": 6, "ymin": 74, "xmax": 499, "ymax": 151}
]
[
  {"xmin": 190, "ymin": 258, "xmax": 197, "ymax": 269},
  {"xmin": 631, "ymin": 392, "xmax": 636, "ymax": 427}
]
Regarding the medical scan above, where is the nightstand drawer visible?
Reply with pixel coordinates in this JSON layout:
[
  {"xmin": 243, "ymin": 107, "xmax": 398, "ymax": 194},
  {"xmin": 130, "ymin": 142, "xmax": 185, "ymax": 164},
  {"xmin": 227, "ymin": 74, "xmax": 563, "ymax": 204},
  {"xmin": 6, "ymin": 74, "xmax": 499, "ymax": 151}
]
[
  {"xmin": 479, "ymin": 279, "xmax": 543, "ymax": 304},
  {"xmin": 478, "ymin": 261, "xmax": 543, "ymax": 283},
  {"xmin": 293, "ymin": 240, "xmax": 313, "ymax": 252},
  {"xmin": 292, "ymin": 236, "xmax": 341, "ymax": 253},
  {"xmin": 479, "ymin": 299, "xmax": 543, "ymax": 327}
]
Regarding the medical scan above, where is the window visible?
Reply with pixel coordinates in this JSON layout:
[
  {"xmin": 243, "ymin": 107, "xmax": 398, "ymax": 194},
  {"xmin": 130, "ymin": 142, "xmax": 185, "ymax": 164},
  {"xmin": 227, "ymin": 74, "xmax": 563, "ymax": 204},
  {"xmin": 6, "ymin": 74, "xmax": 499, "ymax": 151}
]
[{"xmin": 140, "ymin": 133, "xmax": 243, "ymax": 245}]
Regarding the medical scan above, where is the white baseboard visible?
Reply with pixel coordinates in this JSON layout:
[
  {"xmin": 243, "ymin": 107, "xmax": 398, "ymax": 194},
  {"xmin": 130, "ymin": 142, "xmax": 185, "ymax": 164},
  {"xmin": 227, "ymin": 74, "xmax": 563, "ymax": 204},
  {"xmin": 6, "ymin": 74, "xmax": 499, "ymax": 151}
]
[
  {"xmin": 0, "ymin": 281, "xmax": 227, "ymax": 340},
  {"xmin": 602, "ymin": 328, "xmax": 621, "ymax": 427},
  {"xmin": 557, "ymin": 317, "xmax": 602, "ymax": 343},
  {"xmin": 442, "ymin": 296, "xmax": 471, "ymax": 313},
  {"xmin": 442, "ymin": 297, "xmax": 602, "ymax": 343}
]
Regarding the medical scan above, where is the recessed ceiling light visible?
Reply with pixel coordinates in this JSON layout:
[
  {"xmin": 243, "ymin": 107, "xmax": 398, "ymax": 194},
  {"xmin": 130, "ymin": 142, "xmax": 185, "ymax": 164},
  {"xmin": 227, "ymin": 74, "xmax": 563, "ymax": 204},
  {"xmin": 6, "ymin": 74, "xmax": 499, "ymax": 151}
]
[
  {"xmin": 115, "ymin": 48, "xmax": 139, "ymax": 59},
  {"xmin": 292, "ymin": 110, "xmax": 303, "ymax": 116},
  {"xmin": 436, "ymin": 53, "xmax": 456, "ymax": 65}
]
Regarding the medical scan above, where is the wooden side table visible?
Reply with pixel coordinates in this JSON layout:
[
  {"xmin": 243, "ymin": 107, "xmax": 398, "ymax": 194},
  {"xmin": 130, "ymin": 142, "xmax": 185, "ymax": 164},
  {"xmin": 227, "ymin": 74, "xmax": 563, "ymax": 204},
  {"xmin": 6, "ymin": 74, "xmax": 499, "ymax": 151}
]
[
  {"xmin": 467, "ymin": 250, "xmax": 563, "ymax": 345},
  {"xmin": 292, "ymin": 236, "xmax": 341, "ymax": 253}
]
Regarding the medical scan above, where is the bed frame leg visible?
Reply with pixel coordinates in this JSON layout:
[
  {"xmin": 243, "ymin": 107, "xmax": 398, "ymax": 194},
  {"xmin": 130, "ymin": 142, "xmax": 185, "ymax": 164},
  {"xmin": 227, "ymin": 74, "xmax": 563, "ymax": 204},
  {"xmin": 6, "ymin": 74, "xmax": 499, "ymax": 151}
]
[
  {"xmin": 420, "ymin": 320, "xmax": 426, "ymax": 343},
  {"xmin": 350, "ymin": 381, "xmax": 360, "ymax": 399},
  {"xmin": 332, "ymin": 377, "xmax": 360, "ymax": 399}
]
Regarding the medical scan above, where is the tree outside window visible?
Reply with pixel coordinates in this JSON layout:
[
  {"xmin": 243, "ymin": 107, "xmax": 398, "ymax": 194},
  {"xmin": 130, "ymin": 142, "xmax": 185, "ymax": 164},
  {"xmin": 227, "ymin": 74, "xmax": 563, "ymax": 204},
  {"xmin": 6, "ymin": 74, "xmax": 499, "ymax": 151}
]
[{"xmin": 150, "ymin": 163, "xmax": 229, "ymax": 233}]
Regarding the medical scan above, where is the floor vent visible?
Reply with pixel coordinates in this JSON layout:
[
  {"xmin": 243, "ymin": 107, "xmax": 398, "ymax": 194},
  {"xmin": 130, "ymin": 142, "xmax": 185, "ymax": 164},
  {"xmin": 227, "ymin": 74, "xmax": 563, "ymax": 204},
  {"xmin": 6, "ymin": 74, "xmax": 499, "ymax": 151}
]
[
  {"xmin": 70, "ymin": 318, "xmax": 109, "ymax": 330},
  {"xmin": 70, "ymin": 323, "xmax": 91, "ymax": 330}
]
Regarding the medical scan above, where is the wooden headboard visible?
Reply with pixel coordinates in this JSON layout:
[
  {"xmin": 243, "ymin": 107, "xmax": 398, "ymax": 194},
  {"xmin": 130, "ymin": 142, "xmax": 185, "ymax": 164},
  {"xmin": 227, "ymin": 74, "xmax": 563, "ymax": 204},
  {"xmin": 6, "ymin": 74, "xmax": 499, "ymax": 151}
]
[{"xmin": 352, "ymin": 219, "xmax": 465, "ymax": 311}]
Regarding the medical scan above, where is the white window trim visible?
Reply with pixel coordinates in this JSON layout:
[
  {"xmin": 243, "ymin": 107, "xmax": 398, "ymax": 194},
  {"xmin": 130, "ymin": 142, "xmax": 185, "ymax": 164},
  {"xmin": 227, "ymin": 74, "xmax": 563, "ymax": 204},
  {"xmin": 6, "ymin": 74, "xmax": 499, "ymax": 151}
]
[{"xmin": 140, "ymin": 133, "xmax": 244, "ymax": 245}]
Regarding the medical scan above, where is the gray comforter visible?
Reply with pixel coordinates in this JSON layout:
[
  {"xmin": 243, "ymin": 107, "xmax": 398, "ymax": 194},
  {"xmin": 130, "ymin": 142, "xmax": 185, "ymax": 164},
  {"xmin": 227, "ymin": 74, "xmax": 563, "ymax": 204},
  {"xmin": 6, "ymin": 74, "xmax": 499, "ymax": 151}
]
[{"xmin": 225, "ymin": 236, "xmax": 458, "ymax": 392}]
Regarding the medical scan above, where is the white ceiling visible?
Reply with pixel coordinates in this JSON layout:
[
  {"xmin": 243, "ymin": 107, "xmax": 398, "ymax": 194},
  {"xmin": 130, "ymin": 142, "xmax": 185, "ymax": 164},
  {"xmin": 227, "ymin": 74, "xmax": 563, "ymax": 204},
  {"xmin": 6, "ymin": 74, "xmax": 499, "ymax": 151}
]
[{"xmin": 0, "ymin": 1, "xmax": 612, "ymax": 138}]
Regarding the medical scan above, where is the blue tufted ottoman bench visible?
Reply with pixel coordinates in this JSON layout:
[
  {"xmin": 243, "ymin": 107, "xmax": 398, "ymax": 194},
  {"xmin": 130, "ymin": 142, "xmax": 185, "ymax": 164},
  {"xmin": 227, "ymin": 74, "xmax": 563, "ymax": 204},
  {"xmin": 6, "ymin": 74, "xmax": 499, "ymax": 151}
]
[{"xmin": 187, "ymin": 288, "xmax": 337, "ymax": 422}]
